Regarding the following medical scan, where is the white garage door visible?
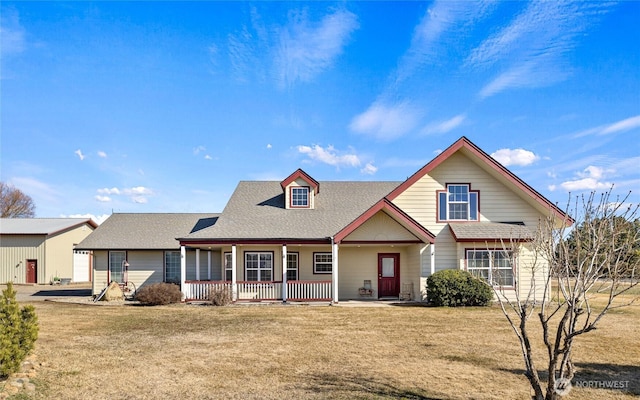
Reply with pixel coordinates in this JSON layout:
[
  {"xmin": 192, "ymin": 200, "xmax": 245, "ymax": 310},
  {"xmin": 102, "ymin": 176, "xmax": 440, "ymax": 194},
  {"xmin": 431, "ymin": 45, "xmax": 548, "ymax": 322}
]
[{"xmin": 73, "ymin": 250, "xmax": 91, "ymax": 282}]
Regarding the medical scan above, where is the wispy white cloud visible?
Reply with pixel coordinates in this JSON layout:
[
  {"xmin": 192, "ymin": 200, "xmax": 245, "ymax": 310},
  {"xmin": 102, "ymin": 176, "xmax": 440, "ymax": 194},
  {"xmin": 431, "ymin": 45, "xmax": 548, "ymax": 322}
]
[
  {"xmin": 10, "ymin": 177, "xmax": 58, "ymax": 204},
  {"xmin": 468, "ymin": 1, "xmax": 613, "ymax": 98},
  {"xmin": 123, "ymin": 186, "xmax": 153, "ymax": 196},
  {"xmin": 74, "ymin": 149, "xmax": 86, "ymax": 161},
  {"xmin": 204, "ymin": 155, "xmax": 213, "ymax": 160},
  {"xmin": 360, "ymin": 163, "xmax": 378, "ymax": 175},
  {"xmin": 559, "ymin": 165, "xmax": 614, "ymax": 191},
  {"xmin": 296, "ymin": 144, "xmax": 360, "ymax": 168},
  {"xmin": 395, "ymin": 1, "xmax": 496, "ymax": 83},
  {"xmin": 97, "ymin": 151, "xmax": 107, "ymax": 158},
  {"xmin": 266, "ymin": 144, "xmax": 272, "ymax": 149},
  {"xmin": 97, "ymin": 187, "xmax": 121, "ymax": 195},
  {"xmin": 95, "ymin": 186, "xmax": 153, "ymax": 204},
  {"xmin": 421, "ymin": 114, "xmax": 466, "ymax": 135},
  {"xmin": 0, "ymin": 8, "xmax": 26, "ymax": 57},
  {"xmin": 491, "ymin": 148, "xmax": 540, "ymax": 167},
  {"xmin": 601, "ymin": 115, "xmax": 640, "ymax": 135},
  {"xmin": 573, "ymin": 115, "xmax": 640, "ymax": 138},
  {"xmin": 275, "ymin": 8, "xmax": 359, "ymax": 88},
  {"xmin": 349, "ymin": 101, "xmax": 422, "ymax": 141},
  {"xmin": 193, "ymin": 145, "xmax": 206, "ymax": 155},
  {"xmin": 226, "ymin": 6, "xmax": 357, "ymax": 88}
]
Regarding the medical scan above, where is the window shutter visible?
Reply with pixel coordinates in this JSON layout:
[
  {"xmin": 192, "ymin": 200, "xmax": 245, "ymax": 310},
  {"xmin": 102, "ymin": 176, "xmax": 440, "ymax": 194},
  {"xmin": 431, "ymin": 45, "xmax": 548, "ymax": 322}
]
[
  {"xmin": 469, "ymin": 192, "xmax": 478, "ymax": 220},
  {"xmin": 439, "ymin": 192, "xmax": 447, "ymax": 221}
]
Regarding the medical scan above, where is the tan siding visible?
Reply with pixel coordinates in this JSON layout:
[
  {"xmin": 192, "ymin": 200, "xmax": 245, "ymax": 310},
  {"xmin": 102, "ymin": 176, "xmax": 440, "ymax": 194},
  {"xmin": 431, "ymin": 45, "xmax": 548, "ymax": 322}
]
[
  {"xmin": 393, "ymin": 152, "xmax": 543, "ymax": 231},
  {"xmin": 0, "ymin": 235, "xmax": 46, "ymax": 284},
  {"xmin": 92, "ymin": 251, "xmax": 109, "ymax": 295},
  {"xmin": 127, "ymin": 251, "xmax": 164, "ymax": 290},
  {"xmin": 337, "ymin": 246, "xmax": 418, "ymax": 300},
  {"xmin": 343, "ymin": 211, "xmax": 418, "ymax": 241},
  {"xmin": 456, "ymin": 241, "xmax": 548, "ymax": 303},
  {"xmin": 44, "ymin": 224, "xmax": 94, "ymax": 282},
  {"xmin": 392, "ymin": 152, "xmax": 549, "ymax": 299}
]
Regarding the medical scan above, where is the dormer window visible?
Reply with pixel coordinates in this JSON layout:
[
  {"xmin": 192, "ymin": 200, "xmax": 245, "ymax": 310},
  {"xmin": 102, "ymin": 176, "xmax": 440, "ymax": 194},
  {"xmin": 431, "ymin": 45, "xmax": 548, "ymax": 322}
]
[
  {"xmin": 281, "ymin": 169, "xmax": 319, "ymax": 210},
  {"xmin": 291, "ymin": 187, "xmax": 310, "ymax": 208},
  {"xmin": 437, "ymin": 184, "xmax": 479, "ymax": 221}
]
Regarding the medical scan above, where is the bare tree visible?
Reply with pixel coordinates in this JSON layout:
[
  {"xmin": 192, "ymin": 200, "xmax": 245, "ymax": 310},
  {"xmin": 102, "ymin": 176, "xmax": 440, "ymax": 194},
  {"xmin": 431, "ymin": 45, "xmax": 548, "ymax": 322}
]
[
  {"xmin": 0, "ymin": 182, "xmax": 36, "ymax": 218},
  {"xmin": 491, "ymin": 189, "xmax": 639, "ymax": 400}
]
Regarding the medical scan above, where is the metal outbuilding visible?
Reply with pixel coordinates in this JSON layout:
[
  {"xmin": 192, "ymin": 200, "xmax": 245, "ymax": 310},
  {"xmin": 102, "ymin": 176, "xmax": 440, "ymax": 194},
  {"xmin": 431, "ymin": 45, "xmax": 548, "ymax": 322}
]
[{"xmin": 0, "ymin": 218, "xmax": 97, "ymax": 284}]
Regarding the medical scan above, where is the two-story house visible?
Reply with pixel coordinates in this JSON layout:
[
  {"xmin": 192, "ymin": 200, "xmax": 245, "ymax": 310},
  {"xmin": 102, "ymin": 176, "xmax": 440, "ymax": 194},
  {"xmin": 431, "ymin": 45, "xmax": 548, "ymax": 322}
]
[{"xmin": 79, "ymin": 137, "xmax": 568, "ymax": 302}]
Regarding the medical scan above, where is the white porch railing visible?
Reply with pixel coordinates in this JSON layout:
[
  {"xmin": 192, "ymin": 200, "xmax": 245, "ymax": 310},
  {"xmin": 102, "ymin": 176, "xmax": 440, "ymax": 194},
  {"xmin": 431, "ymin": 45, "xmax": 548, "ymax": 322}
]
[
  {"xmin": 287, "ymin": 280, "xmax": 332, "ymax": 301},
  {"xmin": 183, "ymin": 280, "xmax": 332, "ymax": 302}
]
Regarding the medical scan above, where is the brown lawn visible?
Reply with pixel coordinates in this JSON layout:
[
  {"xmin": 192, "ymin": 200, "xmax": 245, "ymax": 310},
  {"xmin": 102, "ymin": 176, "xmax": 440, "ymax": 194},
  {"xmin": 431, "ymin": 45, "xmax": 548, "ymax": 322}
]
[{"xmin": 5, "ymin": 297, "xmax": 640, "ymax": 400}]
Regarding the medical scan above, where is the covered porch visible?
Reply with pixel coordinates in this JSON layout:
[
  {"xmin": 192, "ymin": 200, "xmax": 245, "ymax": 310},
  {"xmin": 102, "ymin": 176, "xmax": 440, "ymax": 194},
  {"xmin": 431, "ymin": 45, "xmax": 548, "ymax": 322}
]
[{"xmin": 179, "ymin": 242, "xmax": 340, "ymax": 302}]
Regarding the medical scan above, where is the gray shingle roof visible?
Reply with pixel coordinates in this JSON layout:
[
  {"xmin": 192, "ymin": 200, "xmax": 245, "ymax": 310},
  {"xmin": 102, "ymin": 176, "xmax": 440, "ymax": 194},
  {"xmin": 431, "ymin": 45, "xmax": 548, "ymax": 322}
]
[
  {"xmin": 181, "ymin": 181, "xmax": 401, "ymax": 241},
  {"xmin": 0, "ymin": 218, "xmax": 96, "ymax": 235},
  {"xmin": 75, "ymin": 213, "xmax": 218, "ymax": 250},
  {"xmin": 448, "ymin": 222, "xmax": 534, "ymax": 241}
]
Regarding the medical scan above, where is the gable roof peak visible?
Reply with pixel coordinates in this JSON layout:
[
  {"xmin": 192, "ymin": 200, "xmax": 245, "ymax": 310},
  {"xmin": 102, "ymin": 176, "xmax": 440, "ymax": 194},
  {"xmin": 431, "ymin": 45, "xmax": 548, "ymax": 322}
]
[
  {"xmin": 280, "ymin": 168, "xmax": 320, "ymax": 193},
  {"xmin": 386, "ymin": 136, "xmax": 571, "ymax": 223}
]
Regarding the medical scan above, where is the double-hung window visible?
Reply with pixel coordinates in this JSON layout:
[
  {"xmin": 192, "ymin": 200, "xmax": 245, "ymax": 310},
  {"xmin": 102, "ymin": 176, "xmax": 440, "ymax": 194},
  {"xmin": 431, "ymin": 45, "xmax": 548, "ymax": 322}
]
[
  {"xmin": 286, "ymin": 253, "xmax": 299, "ymax": 281},
  {"xmin": 224, "ymin": 252, "xmax": 233, "ymax": 281},
  {"xmin": 245, "ymin": 252, "xmax": 273, "ymax": 281},
  {"xmin": 314, "ymin": 253, "xmax": 332, "ymax": 274},
  {"xmin": 109, "ymin": 251, "xmax": 126, "ymax": 283},
  {"xmin": 466, "ymin": 249, "xmax": 514, "ymax": 287},
  {"xmin": 291, "ymin": 187, "xmax": 310, "ymax": 208},
  {"xmin": 165, "ymin": 251, "xmax": 181, "ymax": 283},
  {"xmin": 438, "ymin": 184, "xmax": 479, "ymax": 221}
]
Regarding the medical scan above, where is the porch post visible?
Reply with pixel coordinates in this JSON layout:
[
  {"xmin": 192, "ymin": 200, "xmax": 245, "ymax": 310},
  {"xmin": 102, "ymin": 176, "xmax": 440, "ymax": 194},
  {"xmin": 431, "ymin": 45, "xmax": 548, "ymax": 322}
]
[
  {"xmin": 282, "ymin": 244, "xmax": 287, "ymax": 303},
  {"xmin": 195, "ymin": 249, "xmax": 200, "ymax": 281},
  {"xmin": 207, "ymin": 251, "xmax": 211, "ymax": 280},
  {"xmin": 430, "ymin": 243, "xmax": 435, "ymax": 275},
  {"xmin": 180, "ymin": 245, "xmax": 186, "ymax": 300},
  {"xmin": 231, "ymin": 244, "xmax": 238, "ymax": 301},
  {"xmin": 332, "ymin": 239, "xmax": 339, "ymax": 303}
]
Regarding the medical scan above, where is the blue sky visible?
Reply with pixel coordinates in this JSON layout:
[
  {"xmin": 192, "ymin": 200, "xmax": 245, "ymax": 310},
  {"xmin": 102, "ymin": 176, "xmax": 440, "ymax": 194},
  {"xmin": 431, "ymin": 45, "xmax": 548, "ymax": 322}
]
[{"xmin": 1, "ymin": 1, "xmax": 639, "ymax": 224}]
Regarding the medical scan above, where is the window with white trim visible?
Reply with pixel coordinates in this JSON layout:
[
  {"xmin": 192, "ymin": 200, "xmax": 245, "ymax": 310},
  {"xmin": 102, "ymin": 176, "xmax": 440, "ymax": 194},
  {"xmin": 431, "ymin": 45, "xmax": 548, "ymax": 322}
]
[
  {"xmin": 109, "ymin": 251, "xmax": 126, "ymax": 283},
  {"xmin": 466, "ymin": 249, "xmax": 514, "ymax": 287},
  {"xmin": 224, "ymin": 252, "xmax": 232, "ymax": 281},
  {"xmin": 314, "ymin": 252, "xmax": 332, "ymax": 274},
  {"xmin": 245, "ymin": 252, "xmax": 273, "ymax": 281},
  {"xmin": 165, "ymin": 251, "xmax": 181, "ymax": 284},
  {"xmin": 438, "ymin": 184, "xmax": 479, "ymax": 221},
  {"xmin": 286, "ymin": 253, "xmax": 299, "ymax": 281},
  {"xmin": 291, "ymin": 187, "xmax": 310, "ymax": 208}
]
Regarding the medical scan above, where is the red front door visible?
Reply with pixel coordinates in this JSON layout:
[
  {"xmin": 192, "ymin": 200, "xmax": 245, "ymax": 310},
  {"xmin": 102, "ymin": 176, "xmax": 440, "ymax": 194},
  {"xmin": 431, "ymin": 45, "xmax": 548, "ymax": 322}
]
[
  {"xmin": 26, "ymin": 260, "xmax": 37, "ymax": 283},
  {"xmin": 378, "ymin": 253, "xmax": 400, "ymax": 298}
]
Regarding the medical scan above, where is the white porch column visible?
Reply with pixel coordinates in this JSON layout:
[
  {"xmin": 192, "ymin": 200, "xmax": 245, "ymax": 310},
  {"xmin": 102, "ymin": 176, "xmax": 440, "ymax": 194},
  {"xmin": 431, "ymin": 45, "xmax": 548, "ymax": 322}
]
[
  {"xmin": 430, "ymin": 243, "xmax": 436, "ymax": 275},
  {"xmin": 207, "ymin": 251, "xmax": 212, "ymax": 281},
  {"xmin": 231, "ymin": 245, "xmax": 238, "ymax": 301},
  {"xmin": 195, "ymin": 249, "xmax": 200, "ymax": 281},
  {"xmin": 332, "ymin": 239, "xmax": 339, "ymax": 303},
  {"xmin": 180, "ymin": 245, "xmax": 187, "ymax": 300},
  {"xmin": 282, "ymin": 244, "xmax": 287, "ymax": 302}
]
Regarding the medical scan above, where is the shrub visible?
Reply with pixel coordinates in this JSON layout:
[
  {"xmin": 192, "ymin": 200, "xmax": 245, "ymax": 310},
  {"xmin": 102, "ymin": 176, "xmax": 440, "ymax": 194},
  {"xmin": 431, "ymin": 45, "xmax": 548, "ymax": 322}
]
[
  {"xmin": 208, "ymin": 286, "xmax": 232, "ymax": 306},
  {"xmin": 0, "ymin": 282, "xmax": 39, "ymax": 378},
  {"xmin": 426, "ymin": 269, "xmax": 493, "ymax": 307},
  {"xmin": 135, "ymin": 283, "xmax": 182, "ymax": 305}
]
